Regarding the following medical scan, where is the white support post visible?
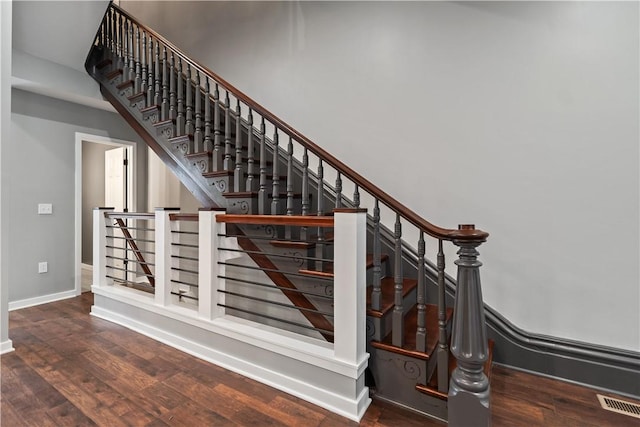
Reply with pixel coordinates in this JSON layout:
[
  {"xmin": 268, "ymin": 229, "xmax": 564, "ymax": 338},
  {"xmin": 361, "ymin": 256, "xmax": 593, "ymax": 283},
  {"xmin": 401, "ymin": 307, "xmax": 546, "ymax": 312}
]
[
  {"xmin": 198, "ymin": 208, "xmax": 225, "ymax": 320},
  {"xmin": 155, "ymin": 208, "xmax": 179, "ymax": 306},
  {"xmin": 93, "ymin": 207, "xmax": 115, "ymax": 289},
  {"xmin": 333, "ymin": 209, "xmax": 368, "ymax": 367}
]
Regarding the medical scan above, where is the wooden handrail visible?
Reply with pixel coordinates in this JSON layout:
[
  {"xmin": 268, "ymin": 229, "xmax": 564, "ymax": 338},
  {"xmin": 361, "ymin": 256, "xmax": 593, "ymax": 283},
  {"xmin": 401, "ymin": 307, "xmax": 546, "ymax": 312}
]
[
  {"xmin": 106, "ymin": 3, "xmax": 488, "ymax": 243},
  {"xmin": 217, "ymin": 214, "xmax": 334, "ymax": 228}
]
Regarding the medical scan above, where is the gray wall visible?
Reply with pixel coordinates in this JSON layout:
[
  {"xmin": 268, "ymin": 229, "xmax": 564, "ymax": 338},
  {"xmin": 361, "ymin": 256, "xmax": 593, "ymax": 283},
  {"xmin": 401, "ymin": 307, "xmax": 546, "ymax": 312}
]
[
  {"xmin": 81, "ymin": 142, "xmax": 109, "ymax": 265},
  {"xmin": 6, "ymin": 89, "xmax": 147, "ymax": 303},
  {"xmin": 121, "ymin": 1, "xmax": 640, "ymax": 352}
]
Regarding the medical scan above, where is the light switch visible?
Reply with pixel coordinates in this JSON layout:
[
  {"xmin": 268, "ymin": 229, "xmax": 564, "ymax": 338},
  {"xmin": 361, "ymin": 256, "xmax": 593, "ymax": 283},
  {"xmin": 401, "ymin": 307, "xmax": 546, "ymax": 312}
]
[
  {"xmin": 38, "ymin": 262, "xmax": 48, "ymax": 273},
  {"xmin": 38, "ymin": 203, "xmax": 53, "ymax": 215}
]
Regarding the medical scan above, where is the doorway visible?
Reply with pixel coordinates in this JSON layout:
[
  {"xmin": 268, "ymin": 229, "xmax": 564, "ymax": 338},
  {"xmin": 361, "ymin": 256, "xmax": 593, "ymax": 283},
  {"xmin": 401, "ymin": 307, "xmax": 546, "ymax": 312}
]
[{"xmin": 75, "ymin": 133, "xmax": 136, "ymax": 295}]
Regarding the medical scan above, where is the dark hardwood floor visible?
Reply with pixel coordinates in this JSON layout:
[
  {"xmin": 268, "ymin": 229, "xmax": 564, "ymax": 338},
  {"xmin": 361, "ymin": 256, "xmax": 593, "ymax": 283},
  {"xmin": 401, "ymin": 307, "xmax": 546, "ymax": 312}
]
[{"xmin": 2, "ymin": 293, "xmax": 638, "ymax": 426}]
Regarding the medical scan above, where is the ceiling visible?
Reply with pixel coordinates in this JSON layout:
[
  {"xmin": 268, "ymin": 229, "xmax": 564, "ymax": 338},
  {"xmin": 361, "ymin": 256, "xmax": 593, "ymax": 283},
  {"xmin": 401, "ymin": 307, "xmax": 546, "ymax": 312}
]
[{"xmin": 12, "ymin": 1, "xmax": 110, "ymax": 73}]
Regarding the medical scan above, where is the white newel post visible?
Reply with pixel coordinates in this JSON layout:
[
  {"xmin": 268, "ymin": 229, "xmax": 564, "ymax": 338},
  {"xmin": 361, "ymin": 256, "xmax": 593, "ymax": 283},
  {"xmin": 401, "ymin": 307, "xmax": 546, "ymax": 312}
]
[
  {"xmin": 93, "ymin": 207, "xmax": 115, "ymax": 288},
  {"xmin": 333, "ymin": 208, "xmax": 368, "ymax": 369},
  {"xmin": 198, "ymin": 208, "xmax": 226, "ymax": 320},
  {"xmin": 155, "ymin": 208, "xmax": 180, "ymax": 306}
]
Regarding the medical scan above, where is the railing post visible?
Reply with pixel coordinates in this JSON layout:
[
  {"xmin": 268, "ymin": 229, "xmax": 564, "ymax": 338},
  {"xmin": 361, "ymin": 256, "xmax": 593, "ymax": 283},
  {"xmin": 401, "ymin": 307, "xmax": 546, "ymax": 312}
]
[
  {"xmin": 333, "ymin": 208, "xmax": 368, "ymax": 368},
  {"xmin": 155, "ymin": 208, "xmax": 180, "ymax": 306},
  {"xmin": 198, "ymin": 208, "xmax": 225, "ymax": 320},
  {"xmin": 93, "ymin": 207, "xmax": 115, "ymax": 289},
  {"xmin": 448, "ymin": 225, "xmax": 490, "ymax": 427}
]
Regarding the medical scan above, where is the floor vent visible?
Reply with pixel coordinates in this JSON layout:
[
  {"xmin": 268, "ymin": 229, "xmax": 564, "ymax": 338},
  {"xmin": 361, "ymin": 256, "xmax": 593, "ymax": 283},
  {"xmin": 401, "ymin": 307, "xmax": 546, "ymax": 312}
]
[{"xmin": 597, "ymin": 394, "xmax": 640, "ymax": 419}]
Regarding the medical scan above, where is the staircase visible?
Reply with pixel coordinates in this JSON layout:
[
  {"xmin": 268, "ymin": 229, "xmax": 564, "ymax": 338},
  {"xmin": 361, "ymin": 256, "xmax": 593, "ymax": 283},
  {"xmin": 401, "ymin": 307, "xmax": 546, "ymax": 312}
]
[{"xmin": 85, "ymin": 3, "xmax": 493, "ymax": 424}]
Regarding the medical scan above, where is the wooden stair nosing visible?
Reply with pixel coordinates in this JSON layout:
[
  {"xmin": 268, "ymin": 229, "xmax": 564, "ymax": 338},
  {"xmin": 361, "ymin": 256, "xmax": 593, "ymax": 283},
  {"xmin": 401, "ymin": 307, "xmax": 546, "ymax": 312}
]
[
  {"xmin": 116, "ymin": 79, "xmax": 134, "ymax": 90},
  {"xmin": 140, "ymin": 105, "xmax": 160, "ymax": 114},
  {"xmin": 202, "ymin": 170, "xmax": 234, "ymax": 179},
  {"xmin": 366, "ymin": 277, "xmax": 418, "ymax": 319},
  {"xmin": 184, "ymin": 151, "xmax": 212, "ymax": 160},
  {"xmin": 415, "ymin": 339, "xmax": 495, "ymax": 401},
  {"xmin": 105, "ymin": 69, "xmax": 123, "ymax": 80},
  {"xmin": 298, "ymin": 253, "xmax": 388, "ymax": 279},
  {"xmin": 269, "ymin": 240, "xmax": 316, "ymax": 249},
  {"xmin": 222, "ymin": 191, "xmax": 303, "ymax": 199},
  {"xmin": 96, "ymin": 58, "xmax": 112, "ymax": 69},
  {"xmin": 370, "ymin": 304, "xmax": 453, "ymax": 361}
]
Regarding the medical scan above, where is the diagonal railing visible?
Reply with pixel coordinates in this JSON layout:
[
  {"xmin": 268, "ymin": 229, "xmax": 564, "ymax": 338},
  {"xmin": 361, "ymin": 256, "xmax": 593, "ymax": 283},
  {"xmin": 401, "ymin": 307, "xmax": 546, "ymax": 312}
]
[{"xmin": 87, "ymin": 3, "xmax": 491, "ymax": 423}]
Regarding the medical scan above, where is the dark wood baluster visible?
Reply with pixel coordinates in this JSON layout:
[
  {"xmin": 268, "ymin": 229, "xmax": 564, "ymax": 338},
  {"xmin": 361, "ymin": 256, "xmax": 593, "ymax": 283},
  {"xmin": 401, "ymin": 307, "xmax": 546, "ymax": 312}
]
[
  {"xmin": 112, "ymin": 7, "xmax": 117, "ymax": 56},
  {"xmin": 146, "ymin": 36, "xmax": 154, "ymax": 107},
  {"xmin": 127, "ymin": 21, "xmax": 135, "ymax": 81},
  {"xmin": 316, "ymin": 159, "xmax": 325, "ymax": 270},
  {"xmin": 371, "ymin": 199, "xmax": 381, "ymax": 311},
  {"xmin": 335, "ymin": 172, "xmax": 342, "ymax": 208},
  {"xmin": 194, "ymin": 71, "xmax": 202, "ymax": 152},
  {"xmin": 416, "ymin": 231, "xmax": 426, "ymax": 352},
  {"xmin": 203, "ymin": 78, "xmax": 212, "ymax": 152},
  {"xmin": 258, "ymin": 117, "xmax": 267, "ymax": 214},
  {"xmin": 134, "ymin": 26, "xmax": 141, "ymax": 94},
  {"xmin": 317, "ymin": 159, "xmax": 324, "ymax": 216},
  {"xmin": 154, "ymin": 42, "xmax": 161, "ymax": 107},
  {"xmin": 212, "ymin": 84, "xmax": 222, "ymax": 170},
  {"xmin": 449, "ymin": 229, "xmax": 489, "ymax": 425},
  {"xmin": 284, "ymin": 136, "xmax": 294, "ymax": 239},
  {"xmin": 100, "ymin": 12, "xmax": 105, "ymax": 48},
  {"xmin": 185, "ymin": 64, "xmax": 194, "ymax": 137},
  {"xmin": 107, "ymin": 7, "xmax": 112, "ymax": 52},
  {"xmin": 122, "ymin": 19, "xmax": 129, "ymax": 79},
  {"xmin": 271, "ymin": 130, "xmax": 280, "ymax": 215},
  {"xmin": 436, "ymin": 239, "xmax": 449, "ymax": 392},
  {"xmin": 234, "ymin": 100, "xmax": 243, "ymax": 192},
  {"xmin": 353, "ymin": 184, "xmax": 360, "ymax": 208},
  {"xmin": 117, "ymin": 12, "xmax": 123, "ymax": 67},
  {"xmin": 176, "ymin": 59, "xmax": 185, "ymax": 136},
  {"xmin": 161, "ymin": 47, "xmax": 168, "ymax": 121},
  {"xmin": 245, "ymin": 109, "xmax": 255, "ymax": 192},
  {"xmin": 392, "ymin": 214, "xmax": 404, "ymax": 347},
  {"xmin": 223, "ymin": 91, "xmax": 232, "ymax": 171},
  {"xmin": 141, "ymin": 31, "xmax": 147, "ymax": 96},
  {"xmin": 169, "ymin": 53, "xmax": 176, "ymax": 120},
  {"xmin": 300, "ymin": 147, "xmax": 309, "ymax": 240},
  {"xmin": 286, "ymin": 137, "xmax": 294, "ymax": 216}
]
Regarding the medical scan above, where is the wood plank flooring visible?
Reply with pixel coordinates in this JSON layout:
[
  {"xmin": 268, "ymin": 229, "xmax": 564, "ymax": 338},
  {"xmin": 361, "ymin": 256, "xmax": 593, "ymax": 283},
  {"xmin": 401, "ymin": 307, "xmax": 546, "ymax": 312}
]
[{"xmin": 2, "ymin": 293, "xmax": 639, "ymax": 426}]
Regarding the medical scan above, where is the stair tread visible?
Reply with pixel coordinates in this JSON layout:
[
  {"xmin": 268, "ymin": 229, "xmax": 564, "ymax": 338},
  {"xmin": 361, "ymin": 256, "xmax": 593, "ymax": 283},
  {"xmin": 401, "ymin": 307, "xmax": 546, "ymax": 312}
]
[
  {"xmin": 269, "ymin": 240, "xmax": 316, "ymax": 249},
  {"xmin": 298, "ymin": 253, "xmax": 388, "ymax": 278},
  {"xmin": 153, "ymin": 118, "xmax": 174, "ymax": 128},
  {"xmin": 105, "ymin": 69, "xmax": 123, "ymax": 80},
  {"xmin": 127, "ymin": 91, "xmax": 145, "ymax": 101},
  {"xmin": 96, "ymin": 58, "xmax": 112, "ymax": 69},
  {"xmin": 185, "ymin": 151, "xmax": 212, "ymax": 159},
  {"xmin": 222, "ymin": 191, "xmax": 303, "ymax": 199},
  {"xmin": 366, "ymin": 277, "xmax": 418, "ymax": 318},
  {"xmin": 140, "ymin": 105, "xmax": 159, "ymax": 113},
  {"xmin": 202, "ymin": 170, "xmax": 234, "ymax": 178},
  {"xmin": 116, "ymin": 79, "xmax": 134, "ymax": 90},
  {"xmin": 415, "ymin": 339, "xmax": 495, "ymax": 401},
  {"xmin": 371, "ymin": 304, "xmax": 453, "ymax": 361},
  {"xmin": 168, "ymin": 134, "xmax": 193, "ymax": 143}
]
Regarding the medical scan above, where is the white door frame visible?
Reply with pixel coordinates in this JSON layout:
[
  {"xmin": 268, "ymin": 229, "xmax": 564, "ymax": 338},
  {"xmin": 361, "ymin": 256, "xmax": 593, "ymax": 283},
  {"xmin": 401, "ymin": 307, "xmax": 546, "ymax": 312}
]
[{"xmin": 74, "ymin": 132, "xmax": 137, "ymax": 296}]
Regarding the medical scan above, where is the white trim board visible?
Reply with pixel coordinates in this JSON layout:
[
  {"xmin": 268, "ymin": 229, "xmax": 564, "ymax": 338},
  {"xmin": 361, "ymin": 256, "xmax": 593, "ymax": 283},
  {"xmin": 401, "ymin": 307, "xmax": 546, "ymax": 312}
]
[
  {"xmin": 0, "ymin": 340, "xmax": 14, "ymax": 354},
  {"xmin": 74, "ymin": 132, "xmax": 136, "ymax": 299},
  {"xmin": 8, "ymin": 289, "xmax": 76, "ymax": 311},
  {"xmin": 91, "ymin": 288, "xmax": 371, "ymax": 421}
]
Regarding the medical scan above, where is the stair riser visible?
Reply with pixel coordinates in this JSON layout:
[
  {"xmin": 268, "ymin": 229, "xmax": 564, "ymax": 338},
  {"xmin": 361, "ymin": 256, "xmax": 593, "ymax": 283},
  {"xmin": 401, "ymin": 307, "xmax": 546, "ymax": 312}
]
[
  {"xmin": 369, "ymin": 347, "xmax": 448, "ymax": 422},
  {"xmin": 366, "ymin": 286, "xmax": 416, "ymax": 343}
]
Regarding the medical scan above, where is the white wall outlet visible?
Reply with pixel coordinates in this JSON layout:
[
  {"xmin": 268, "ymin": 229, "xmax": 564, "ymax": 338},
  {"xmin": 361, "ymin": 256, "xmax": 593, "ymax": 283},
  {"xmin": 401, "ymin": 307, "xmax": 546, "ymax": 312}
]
[
  {"xmin": 38, "ymin": 262, "xmax": 48, "ymax": 273},
  {"xmin": 38, "ymin": 203, "xmax": 53, "ymax": 215}
]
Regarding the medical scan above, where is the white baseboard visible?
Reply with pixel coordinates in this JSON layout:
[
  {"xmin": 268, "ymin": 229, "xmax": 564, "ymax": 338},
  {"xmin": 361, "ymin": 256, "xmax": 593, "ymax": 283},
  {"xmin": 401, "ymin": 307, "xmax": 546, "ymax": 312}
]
[
  {"xmin": 0, "ymin": 339, "xmax": 14, "ymax": 354},
  {"xmin": 81, "ymin": 263, "xmax": 93, "ymax": 271},
  {"xmin": 9, "ymin": 289, "xmax": 77, "ymax": 311}
]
